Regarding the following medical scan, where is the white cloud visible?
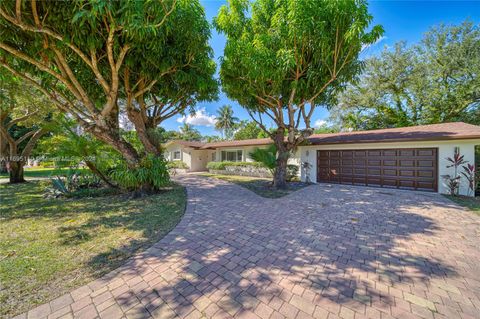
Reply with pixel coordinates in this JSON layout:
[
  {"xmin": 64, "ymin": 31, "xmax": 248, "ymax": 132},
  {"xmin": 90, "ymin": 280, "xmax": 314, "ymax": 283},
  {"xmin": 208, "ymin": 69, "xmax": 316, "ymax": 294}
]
[
  {"xmin": 176, "ymin": 108, "xmax": 217, "ymax": 127},
  {"xmin": 361, "ymin": 36, "xmax": 387, "ymax": 51},
  {"xmin": 314, "ymin": 119, "xmax": 328, "ymax": 128}
]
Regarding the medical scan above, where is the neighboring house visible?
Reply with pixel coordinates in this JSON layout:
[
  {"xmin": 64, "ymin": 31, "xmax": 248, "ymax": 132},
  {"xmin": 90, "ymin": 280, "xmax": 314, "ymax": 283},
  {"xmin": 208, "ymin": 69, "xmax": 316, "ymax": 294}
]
[{"xmin": 165, "ymin": 122, "xmax": 480, "ymax": 196}]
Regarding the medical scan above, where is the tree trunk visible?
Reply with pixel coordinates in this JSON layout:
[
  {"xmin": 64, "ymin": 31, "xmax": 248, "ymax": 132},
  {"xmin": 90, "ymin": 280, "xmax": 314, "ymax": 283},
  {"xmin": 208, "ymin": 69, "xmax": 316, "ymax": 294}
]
[
  {"xmin": 127, "ymin": 108, "xmax": 162, "ymax": 156},
  {"xmin": 89, "ymin": 126, "xmax": 140, "ymax": 168},
  {"xmin": 9, "ymin": 160, "xmax": 25, "ymax": 183},
  {"xmin": 85, "ymin": 160, "xmax": 117, "ymax": 188},
  {"xmin": 272, "ymin": 131, "xmax": 290, "ymax": 189},
  {"xmin": 273, "ymin": 152, "xmax": 288, "ymax": 189}
]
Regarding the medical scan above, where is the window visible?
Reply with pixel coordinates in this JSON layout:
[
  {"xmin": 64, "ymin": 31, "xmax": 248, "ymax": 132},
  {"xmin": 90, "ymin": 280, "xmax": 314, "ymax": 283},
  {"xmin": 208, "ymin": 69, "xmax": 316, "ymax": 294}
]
[
  {"xmin": 221, "ymin": 150, "xmax": 243, "ymax": 162},
  {"xmin": 172, "ymin": 151, "xmax": 181, "ymax": 160}
]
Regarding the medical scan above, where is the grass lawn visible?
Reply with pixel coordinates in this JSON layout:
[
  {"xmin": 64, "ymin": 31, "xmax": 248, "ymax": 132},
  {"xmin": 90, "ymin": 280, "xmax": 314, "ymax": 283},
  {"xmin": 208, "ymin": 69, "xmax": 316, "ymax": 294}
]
[
  {"xmin": 0, "ymin": 181, "xmax": 186, "ymax": 318},
  {"xmin": 199, "ymin": 173, "xmax": 309, "ymax": 198},
  {"xmin": 0, "ymin": 167, "xmax": 87, "ymax": 179},
  {"xmin": 444, "ymin": 195, "xmax": 480, "ymax": 216}
]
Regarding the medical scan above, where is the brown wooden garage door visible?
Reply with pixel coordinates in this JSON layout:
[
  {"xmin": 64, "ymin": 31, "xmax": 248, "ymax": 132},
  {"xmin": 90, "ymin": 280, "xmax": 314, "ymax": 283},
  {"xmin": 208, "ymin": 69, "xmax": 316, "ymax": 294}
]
[{"xmin": 317, "ymin": 148, "xmax": 438, "ymax": 192}]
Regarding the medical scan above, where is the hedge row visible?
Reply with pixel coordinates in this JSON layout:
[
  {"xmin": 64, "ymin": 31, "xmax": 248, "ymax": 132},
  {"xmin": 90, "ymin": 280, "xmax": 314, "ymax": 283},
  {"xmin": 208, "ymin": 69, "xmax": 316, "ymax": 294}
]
[
  {"xmin": 167, "ymin": 161, "xmax": 189, "ymax": 169},
  {"xmin": 206, "ymin": 161, "xmax": 265, "ymax": 170}
]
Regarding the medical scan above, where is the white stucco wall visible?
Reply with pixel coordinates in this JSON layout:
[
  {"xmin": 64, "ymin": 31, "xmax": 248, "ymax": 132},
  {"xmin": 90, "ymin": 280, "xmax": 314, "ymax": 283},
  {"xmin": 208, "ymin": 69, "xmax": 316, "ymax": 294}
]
[
  {"xmin": 298, "ymin": 139, "xmax": 480, "ymax": 196},
  {"xmin": 190, "ymin": 150, "xmax": 209, "ymax": 171},
  {"xmin": 164, "ymin": 144, "xmax": 192, "ymax": 170}
]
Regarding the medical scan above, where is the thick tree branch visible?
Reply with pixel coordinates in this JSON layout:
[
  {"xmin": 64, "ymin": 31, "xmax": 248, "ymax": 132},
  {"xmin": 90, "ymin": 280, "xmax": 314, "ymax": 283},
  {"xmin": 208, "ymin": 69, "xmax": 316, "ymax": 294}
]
[
  {"xmin": 15, "ymin": 129, "xmax": 36, "ymax": 145},
  {"xmin": 0, "ymin": 61, "xmax": 91, "ymax": 126},
  {"xmin": 154, "ymin": 0, "xmax": 177, "ymax": 28},
  {"xmin": 0, "ymin": 5, "xmax": 93, "ymax": 69},
  {"xmin": 6, "ymin": 110, "xmax": 38, "ymax": 129},
  {"xmin": 20, "ymin": 128, "xmax": 46, "ymax": 158}
]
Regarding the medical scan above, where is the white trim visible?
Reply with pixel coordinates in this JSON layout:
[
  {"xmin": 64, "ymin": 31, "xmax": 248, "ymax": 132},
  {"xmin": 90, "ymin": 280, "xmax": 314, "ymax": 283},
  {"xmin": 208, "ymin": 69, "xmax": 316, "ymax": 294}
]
[
  {"xmin": 220, "ymin": 149, "xmax": 244, "ymax": 162},
  {"xmin": 172, "ymin": 150, "xmax": 182, "ymax": 161}
]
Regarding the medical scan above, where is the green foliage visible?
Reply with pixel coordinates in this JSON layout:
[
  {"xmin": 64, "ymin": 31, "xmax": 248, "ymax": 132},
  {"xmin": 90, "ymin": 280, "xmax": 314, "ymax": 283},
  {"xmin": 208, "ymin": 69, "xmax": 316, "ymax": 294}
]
[
  {"xmin": 234, "ymin": 121, "xmax": 263, "ymax": 140},
  {"xmin": 442, "ymin": 149, "xmax": 468, "ymax": 196},
  {"xmin": 206, "ymin": 161, "xmax": 265, "ymax": 170},
  {"xmin": 0, "ymin": 69, "xmax": 54, "ymax": 169},
  {"xmin": 166, "ymin": 161, "xmax": 189, "ymax": 169},
  {"xmin": 45, "ymin": 169, "xmax": 103, "ymax": 198},
  {"xmin": 39, "ymin": 161, "xmax": 55, "ymax": 168},
  {"xmin": 286, "ymin": 164, "xmax": 299, "ymax": 182},
  {"xmin": 51, "ymin": 176, "xmax": 68, "ymax": 195},
  {"xmin": 331, "ymin": 21, "xmax": 480, "ymax": 129},
  {"xmin": 203, "ymin": 135, "xmax": 223, "ymax": 142},
  {"xmin": 214, "ymin": 0, "xmax": 383, "ymax": 116},
  {"xmin": 38, "ymin": 117, "xmax": 121, "ymax": 185},
  {"xmin": 249, "ymin": 145, "xmax": 277, "ymax": 174},
  {"xmin": 0, "ymin": 0, "xmax": 217, "ymax": 169},
  {"xmin": 178, "ymin": 123, "xmax": 202, "ymax": 141},
  {"xmin": 214, "ymin": 0, "xmax": 382, "ymax": 187},
  {"xmin": 314, "ymin": 123, "xmax": 338, "ymax": 134},
  {"xmin": 215, "ymin": 105, "xmax": 239, "ymax": 139},
  {"xmin": 110, "ymin": 155, "xmax": 170, "ymax": 191},
  {"xmin": 0, "ymin": 181, "xmax": 185, "ymax": 318}
]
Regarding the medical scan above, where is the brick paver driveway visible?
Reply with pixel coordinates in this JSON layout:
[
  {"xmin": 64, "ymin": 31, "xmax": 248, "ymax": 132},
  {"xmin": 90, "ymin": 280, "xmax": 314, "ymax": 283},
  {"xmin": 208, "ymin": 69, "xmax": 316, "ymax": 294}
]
[{"xmin": 20, "ymin": 175, "xmax": 480, "ymax": 319}]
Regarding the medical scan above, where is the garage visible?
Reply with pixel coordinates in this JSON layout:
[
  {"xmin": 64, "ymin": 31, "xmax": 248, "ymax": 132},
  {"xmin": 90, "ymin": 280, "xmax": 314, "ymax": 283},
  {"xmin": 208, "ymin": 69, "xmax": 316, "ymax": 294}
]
[{"xmin": 317, "ymin": 148, "xmax": 438, "ymax": 192}]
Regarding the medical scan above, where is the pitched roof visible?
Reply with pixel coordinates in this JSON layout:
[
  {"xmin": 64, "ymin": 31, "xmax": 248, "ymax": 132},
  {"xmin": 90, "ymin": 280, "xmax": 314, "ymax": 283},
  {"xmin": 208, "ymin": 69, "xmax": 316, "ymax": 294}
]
[
  {"xmin": 164, "ymin": 140, "xmax": 205, "ymax": 149},
  {"xmin": 307, "ymin": 122, "xmax": 480, "ymax": 145},
  {"xmin": 200, "ymin": 137, "xmax": 273, "ymax": 149},
  {"xmin": 165, "ymin": 122, "xmax": 480, "ymax": 149}
]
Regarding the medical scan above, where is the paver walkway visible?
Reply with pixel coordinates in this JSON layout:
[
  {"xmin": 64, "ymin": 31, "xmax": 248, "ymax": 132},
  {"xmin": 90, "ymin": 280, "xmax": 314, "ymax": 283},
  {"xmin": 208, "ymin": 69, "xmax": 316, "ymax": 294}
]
[{"xmin": 17, "ymin": 175, "xmax": 480, "ymax": 319}]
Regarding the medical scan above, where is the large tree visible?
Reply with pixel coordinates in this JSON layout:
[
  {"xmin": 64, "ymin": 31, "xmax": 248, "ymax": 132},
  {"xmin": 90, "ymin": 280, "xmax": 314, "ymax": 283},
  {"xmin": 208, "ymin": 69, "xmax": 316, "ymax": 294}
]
[
  {"xmin": 0, "ymin": 71, "xmax": 52, "ymax": 183},
  {"xmin": 331, "ymin": 21, "xmax": 480, "ymax": 130},
  {"xmin": 233, "ymin": 120, "xmax": 262, "ymax": 140},
  {"xmin": 215, "ymin": 0, "xmax": 383, "ymax": 188},
  {"xmin": 0, "ymin": 0, "xmax": 216, "ymax": 173}
]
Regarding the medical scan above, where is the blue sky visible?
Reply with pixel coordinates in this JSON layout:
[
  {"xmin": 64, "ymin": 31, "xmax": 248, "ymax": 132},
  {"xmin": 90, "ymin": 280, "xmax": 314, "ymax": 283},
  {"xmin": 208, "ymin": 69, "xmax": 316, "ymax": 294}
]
[{"xmin": 163, "ymin": 0, "xmax": 480, "ymax": 136}]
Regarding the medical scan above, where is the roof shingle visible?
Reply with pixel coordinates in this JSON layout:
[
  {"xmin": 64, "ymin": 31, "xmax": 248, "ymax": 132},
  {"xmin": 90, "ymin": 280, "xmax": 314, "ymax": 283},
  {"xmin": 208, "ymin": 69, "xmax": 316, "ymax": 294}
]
[
  {"xmin": 307, "ymin": 122, "xmax": 480, "ymax": 145},
  {"xmin": 165, "ymin": 122, "xmax": 480, "ymax": 149}
]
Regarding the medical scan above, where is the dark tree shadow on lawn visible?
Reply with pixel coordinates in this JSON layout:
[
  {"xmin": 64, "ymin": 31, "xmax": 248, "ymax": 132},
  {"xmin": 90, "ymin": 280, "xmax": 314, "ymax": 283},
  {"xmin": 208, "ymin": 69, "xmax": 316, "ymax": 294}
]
[{"xmin": 77, "ymin": 176, "xmax": 467, "ymax": 318}]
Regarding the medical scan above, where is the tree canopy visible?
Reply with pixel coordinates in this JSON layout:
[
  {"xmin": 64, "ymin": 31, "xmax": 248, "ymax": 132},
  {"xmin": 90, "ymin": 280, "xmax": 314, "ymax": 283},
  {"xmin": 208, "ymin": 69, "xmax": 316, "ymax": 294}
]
[
  {"xmin": 331, "ymin": 21, "xmax": 480, "ymax": 130},
  {"xmin": 0, "ymin": 70, "xmax": 54, "ymax": 182},
  {"xmin": 0, "ymin": 0, "xmax": 217, "ymax": 169},
  {"xmin": 233, "ymin": 120, "xmax": 263, "ymax": 140},
  {"xmin": 215, "ymin": 0, "xmax": 383, "ymax": 187}
]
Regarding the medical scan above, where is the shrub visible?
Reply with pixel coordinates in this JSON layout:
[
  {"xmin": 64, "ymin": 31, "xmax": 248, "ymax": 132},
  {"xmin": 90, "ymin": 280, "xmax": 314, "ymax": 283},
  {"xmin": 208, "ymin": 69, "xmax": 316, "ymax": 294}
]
[
  {"xmin": 443, "ymin": 149, "xmax": 468, "ymax": 196},
  {"xmin": 249, "ymin": 145, "xmax": 276, "ymax": 175},
  {"xmin": 39, "ymin": 161, "xmax": 55, "ymax": 168},
  {"xmin": 206, "ymin": 161, "xmax": 265, "ymax": 170},
  {"xmin": 166, "ymin": 161, "xmax": 189, "ymax": 169},
  {"xmin": 287, "ymin": 164, "xmax": 299, "ymax": 181},
  {"xmin": 110, "ymin": 155, "xmax": 170, "ymax": 191},
  {"xmin": 44, "ymin": 169, "xmax": 103, "ymax": 198}
]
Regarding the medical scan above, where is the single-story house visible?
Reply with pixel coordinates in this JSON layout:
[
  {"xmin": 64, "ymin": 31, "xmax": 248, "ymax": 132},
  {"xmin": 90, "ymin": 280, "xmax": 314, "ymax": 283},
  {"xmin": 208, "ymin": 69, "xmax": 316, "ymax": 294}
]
[{"xmin": 164, "ymin": 122, "xmax": 480, "ymax": 196}]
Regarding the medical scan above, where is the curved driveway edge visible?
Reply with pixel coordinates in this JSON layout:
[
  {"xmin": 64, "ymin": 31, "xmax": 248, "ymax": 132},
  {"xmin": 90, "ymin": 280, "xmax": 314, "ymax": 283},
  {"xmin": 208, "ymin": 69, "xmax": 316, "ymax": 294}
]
[{"xmin": 15, "ymin": 175, "xmax": 480, "ymax": 319}]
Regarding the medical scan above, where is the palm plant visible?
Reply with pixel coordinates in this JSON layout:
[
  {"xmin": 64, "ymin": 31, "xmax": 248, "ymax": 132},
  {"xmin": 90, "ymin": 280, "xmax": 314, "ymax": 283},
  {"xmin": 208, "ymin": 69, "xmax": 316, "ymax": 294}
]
[
  {"xmin": 179, "ymin": 123, "xmax": 202, "ymax": 141},
  {"xmin": 215, "ymin": 105, "xmax": 238, "ymax": 139},
  {"xmin": 249, "ymin": 144, "xmax": 277, "ymax": 175}
]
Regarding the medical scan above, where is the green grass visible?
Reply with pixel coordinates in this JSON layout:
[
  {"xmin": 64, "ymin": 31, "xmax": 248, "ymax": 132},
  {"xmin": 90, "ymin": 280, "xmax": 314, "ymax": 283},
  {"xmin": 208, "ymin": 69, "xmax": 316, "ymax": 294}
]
[
  {"xmin": 0, "ymin": 181, "xmax": 186, "ymax": 318},
  {"xmin": 444, "ymin": 195, "xmax": 480, "ymax": 215},
  {"xmin": 199, "ymin": 173, "xmax": 308, "ymax": 198},
  {"xmin": 0, "ymin": 167, "xmax": 87, "ymax": 179}
]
